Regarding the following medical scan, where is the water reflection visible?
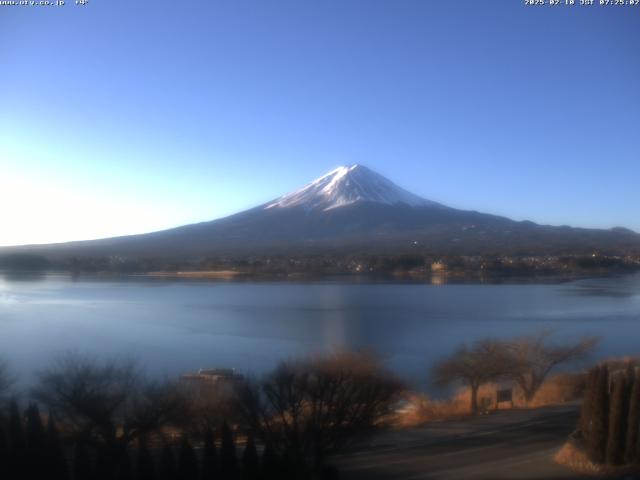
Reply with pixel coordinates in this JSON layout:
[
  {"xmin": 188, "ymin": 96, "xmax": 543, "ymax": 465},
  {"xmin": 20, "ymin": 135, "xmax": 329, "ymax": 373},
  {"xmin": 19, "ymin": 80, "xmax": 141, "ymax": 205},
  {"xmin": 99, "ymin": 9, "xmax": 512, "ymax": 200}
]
[
  {"xmin": 0, "ymin": 273, "xmax": 639, "ymax": 391},
  {"xmin": 1, "ymin": 270, "xmax": 48, "ymax": 282}
]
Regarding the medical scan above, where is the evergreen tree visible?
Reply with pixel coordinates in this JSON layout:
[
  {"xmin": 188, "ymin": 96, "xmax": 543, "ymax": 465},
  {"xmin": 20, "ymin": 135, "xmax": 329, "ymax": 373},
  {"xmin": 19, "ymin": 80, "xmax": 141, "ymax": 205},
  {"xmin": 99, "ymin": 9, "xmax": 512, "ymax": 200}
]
[
  {"xmin": 587, "ymin": 365, "xmax": 609, "ymax": 464},
  {"xmin": 607, "ymin": 372, "xmax": 628, "ymax": 465},
  {"xmin": 625, "ymin": 369, "xmax": 640, "ymax": 464},
  {"xmin": 26, "ymin": 403, "xmax": 47, "ymax": 478},
  {"xmin": 281, "ymin": 445, "xmax": 307, "ymax": 480},
  {"xmin": 159, "ymin": 443, "xmax": 178, "ymax": 480},
  {"xmin": 260, "ymin": 441, "xmax": 280, "ymax": 480},
  {"xmin": 241, "ymin": 435, "xmax": 260, "ymax": 480},
  {"xmin": 46, "ymin": 412, "xmax": 69, "ymax": 480},
  {"xmin": 201, "ymin": 428, "xmax": 218, "ymax": 480},
  {"xmin": 580, "ymin": 367, "xmax": 598, "ymax": 437},
  {"xmin": 116, "ymin": 450, "xmax": 133, "ymax": 480},
  {"xmin": 137, "ymin": 436, "xmax": 156, "ymax": 480},
  {"xmin": 178, "ymin": 437, "xmax": 199, "ymax": 480},
  {"xmin": 7, "ymin": 399, "xmax": 26, "ymax": 480},
  {"xmin": 319, "ymin": 465, "xmax": 340, "ymax": 480},
  {"xmin": 220, "ymin": 422, "xmax": 239, "ymax": 480},
  {"xmin": 95, "ymin": 445, "xmax": 117, "ymax": 480},
  {"xmin": 0, "ymin": 424, "xmax": 9, "ymax": 480},
  {"xmin": 74, "ymin": 443, "xmax": 94, "ymax": 480}
]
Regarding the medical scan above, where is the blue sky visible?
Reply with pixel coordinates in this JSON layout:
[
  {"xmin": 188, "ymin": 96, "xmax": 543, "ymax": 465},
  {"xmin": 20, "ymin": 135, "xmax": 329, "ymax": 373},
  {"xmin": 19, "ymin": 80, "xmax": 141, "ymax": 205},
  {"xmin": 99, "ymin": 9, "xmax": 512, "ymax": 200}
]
[{"xmin": 1, "ymin": 0, "xmax": 639, "ymax": 246}]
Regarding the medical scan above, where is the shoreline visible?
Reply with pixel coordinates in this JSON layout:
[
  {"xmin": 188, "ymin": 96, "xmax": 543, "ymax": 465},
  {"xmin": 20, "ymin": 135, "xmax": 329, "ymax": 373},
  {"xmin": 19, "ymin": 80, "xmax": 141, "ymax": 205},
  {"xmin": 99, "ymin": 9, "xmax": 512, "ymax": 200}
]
[{"xmin": 1, "ymin": 268, "xmax": 638, "ymax": 285}]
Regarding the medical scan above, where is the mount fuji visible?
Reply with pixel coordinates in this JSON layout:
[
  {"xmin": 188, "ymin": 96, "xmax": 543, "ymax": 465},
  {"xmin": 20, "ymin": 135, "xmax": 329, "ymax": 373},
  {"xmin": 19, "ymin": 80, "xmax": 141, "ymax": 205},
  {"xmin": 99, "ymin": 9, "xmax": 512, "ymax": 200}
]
[
  {"xmin": 264, "ymin": 165, "xmax": 440, "ymax": 211},
  {"xmin": 3, "ymin": 165, "xmax": 639, "ymax": 260}
]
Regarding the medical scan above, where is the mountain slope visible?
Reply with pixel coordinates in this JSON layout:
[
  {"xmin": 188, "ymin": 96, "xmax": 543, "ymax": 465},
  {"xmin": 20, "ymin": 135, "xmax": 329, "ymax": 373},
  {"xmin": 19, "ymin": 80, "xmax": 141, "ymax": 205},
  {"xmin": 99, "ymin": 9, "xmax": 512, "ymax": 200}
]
[{"xmin": 2, "ymin": 165, "xmax": 639, "ymax": 259}]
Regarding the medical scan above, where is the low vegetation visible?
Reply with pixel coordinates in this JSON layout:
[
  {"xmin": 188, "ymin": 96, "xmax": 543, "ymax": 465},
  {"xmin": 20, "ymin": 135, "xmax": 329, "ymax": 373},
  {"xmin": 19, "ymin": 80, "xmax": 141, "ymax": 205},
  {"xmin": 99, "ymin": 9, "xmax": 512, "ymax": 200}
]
[
  {"xmin": 399, "ymin": 372, "xmax": 588, "ymax": 427},
  {"xmin": 0, "ymin": 352, "xmax": 403, "ymax": 480},
  {"xmin": 0, "ymin": 332, "xmax": 606, "ymax": 478}
]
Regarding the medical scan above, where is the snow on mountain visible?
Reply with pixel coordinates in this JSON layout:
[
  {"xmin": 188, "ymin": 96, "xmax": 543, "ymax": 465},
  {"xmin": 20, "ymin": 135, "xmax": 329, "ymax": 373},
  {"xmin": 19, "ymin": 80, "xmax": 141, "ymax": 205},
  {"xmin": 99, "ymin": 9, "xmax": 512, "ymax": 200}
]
[{"xmin": 265, "ymin": 164, "xmax": 441, "ymax": 211}]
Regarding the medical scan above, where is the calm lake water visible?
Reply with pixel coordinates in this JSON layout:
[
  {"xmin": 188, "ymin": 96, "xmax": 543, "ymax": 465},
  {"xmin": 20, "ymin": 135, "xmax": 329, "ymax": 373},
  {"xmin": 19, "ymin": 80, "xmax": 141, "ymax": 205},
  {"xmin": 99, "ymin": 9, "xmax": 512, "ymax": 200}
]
[{"xmin": 1, "ymin": 273, "xmax": 639, "ymax": 392}]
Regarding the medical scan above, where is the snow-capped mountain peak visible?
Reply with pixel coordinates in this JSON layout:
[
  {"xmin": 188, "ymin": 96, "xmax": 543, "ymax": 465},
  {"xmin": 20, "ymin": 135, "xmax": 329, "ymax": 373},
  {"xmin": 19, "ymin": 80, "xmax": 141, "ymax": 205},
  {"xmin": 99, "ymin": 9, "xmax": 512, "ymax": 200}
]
[{"xmin": 265, "ymin": 164, "xmax": 440, "ymax": 211}]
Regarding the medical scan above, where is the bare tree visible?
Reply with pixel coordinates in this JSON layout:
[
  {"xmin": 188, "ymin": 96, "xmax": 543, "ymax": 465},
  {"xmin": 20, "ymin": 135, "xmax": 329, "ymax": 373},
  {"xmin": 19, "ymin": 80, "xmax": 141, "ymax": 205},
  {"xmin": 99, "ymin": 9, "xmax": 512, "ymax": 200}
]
[
  {"xmin": 507, "ymin": 332, "xmax": 598, "ymax": 404},
  {"xmin": 32, "ymin": 353, "xmax": 188, "ymax": 452},
  {"xmin": 126, "ymin": 380, "xmax": 191, "ymax": 437},
  {"xmin": 431, "ymin": 339, "xmax": 512, "ymax": 414},
  {"xmin": 0, "ymin": 359, "xmax": 12, "ymax": 403},
  {"xmin": 236, "ymin": 352, "xmax": 404, "ymax": 469},
  {"xmin": 32, "ymin": 354, "xmax": 139, "ymax": 443},
  {"xmin": 179, "ymin": 377, "xmax": 239, "ymax": 438}
]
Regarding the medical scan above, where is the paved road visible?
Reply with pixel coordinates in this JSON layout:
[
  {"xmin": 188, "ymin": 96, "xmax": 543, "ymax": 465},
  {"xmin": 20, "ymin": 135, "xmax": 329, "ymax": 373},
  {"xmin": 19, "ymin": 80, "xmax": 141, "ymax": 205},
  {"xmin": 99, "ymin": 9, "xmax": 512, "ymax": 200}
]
[{"xmin": 335, "ymin": 405, "xmax": 588, "ymax": 480}]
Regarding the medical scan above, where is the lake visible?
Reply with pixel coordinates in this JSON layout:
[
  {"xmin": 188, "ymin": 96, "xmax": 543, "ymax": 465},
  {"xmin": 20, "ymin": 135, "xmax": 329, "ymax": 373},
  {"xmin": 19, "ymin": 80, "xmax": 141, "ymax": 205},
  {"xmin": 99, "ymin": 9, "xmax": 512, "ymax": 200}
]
[{"xmin": 1, "ymin": 272, "xmax": 639, "ymax": 392}]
